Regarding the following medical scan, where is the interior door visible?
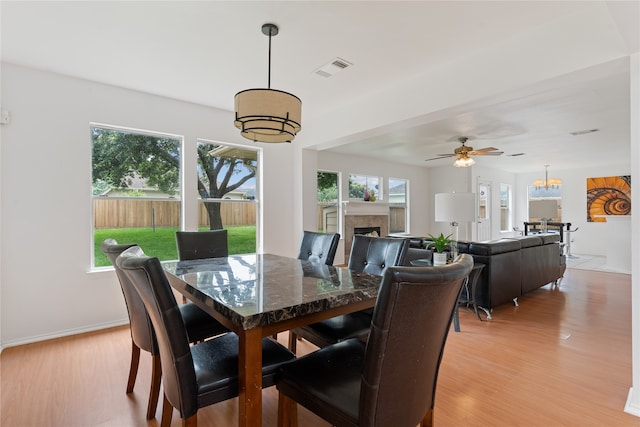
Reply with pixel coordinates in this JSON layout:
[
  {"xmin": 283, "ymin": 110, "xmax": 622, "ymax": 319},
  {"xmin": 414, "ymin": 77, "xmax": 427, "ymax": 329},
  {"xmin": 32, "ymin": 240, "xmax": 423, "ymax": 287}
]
[{"xmin": 476, "ymin": 180, "xmax": 492, "ymax": 242}]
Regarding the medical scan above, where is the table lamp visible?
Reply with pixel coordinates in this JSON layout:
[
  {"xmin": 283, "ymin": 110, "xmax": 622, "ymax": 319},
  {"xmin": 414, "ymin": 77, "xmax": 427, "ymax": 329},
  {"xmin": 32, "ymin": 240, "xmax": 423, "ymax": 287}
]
[{"xmin": 435, "ymin": 192, "xmax": 476, "ymax": 258}]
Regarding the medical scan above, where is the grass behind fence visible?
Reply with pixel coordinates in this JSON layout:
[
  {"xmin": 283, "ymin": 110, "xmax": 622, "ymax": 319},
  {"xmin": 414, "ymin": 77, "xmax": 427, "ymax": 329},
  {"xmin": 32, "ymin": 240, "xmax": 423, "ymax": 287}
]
[{"xmin": 94, "ymin": 225, "xmax": 256, "ymax": 267}]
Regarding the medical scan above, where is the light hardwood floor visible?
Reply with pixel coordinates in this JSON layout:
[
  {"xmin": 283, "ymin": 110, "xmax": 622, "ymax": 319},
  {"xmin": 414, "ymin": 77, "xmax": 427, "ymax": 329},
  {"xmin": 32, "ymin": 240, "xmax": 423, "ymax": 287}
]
[{"xmin": 1, "ymin": 268, "xmax": 637, "ymax": 426}]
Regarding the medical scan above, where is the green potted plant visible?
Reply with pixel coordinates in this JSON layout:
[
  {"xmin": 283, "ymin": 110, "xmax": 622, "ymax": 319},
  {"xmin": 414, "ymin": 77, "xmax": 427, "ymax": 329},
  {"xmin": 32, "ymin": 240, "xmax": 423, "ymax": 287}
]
[{"xmin": 426, "ymin": 232, "xmax": 453, "ymax": 266}]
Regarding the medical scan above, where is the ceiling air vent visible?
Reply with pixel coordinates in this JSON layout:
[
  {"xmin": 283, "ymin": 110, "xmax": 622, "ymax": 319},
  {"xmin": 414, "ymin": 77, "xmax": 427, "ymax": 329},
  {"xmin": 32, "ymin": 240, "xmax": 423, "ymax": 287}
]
[{"xmin": 314, "ymin": 57, "xmax": 353, "ymax": 78}]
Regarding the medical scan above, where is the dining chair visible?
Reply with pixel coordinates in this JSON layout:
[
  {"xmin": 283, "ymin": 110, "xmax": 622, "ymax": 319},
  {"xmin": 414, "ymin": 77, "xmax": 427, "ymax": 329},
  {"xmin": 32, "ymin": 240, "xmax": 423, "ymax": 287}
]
[
  {"xmin": 288, "ymin": 235, "xmax": 409, "ymax": 352},
  {"xmin": 100, "ymin": 239, "xmax": 229, "ymax": 420},
  {"xmin": 175, "ymin": 229, "xmax": 228, "ymax": 261},
  {"xmin": 276, "ymin": 254, "xmax": 474, "ymax": 427},
  {"xmin": 270, "ymin": 231, "xmax": 340, "ymax": 341},
  {"xmin": 296, "ymin": 231, "xmax": 340, "ymax": 265},
  {"xmin": 116, "ymin": 246, "xmax": 296, "ymax": 427},
  {"xmin": 175, "ymin": 229, "xmax": 229, "ymax": 303}
]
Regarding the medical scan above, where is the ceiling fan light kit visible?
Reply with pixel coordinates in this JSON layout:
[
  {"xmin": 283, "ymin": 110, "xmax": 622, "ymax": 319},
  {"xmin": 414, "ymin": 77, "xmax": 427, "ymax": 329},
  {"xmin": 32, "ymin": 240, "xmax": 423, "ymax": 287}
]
[
  {"xmin": 234, "ymin": 23, "xmax": 302, "ymax": 143},
  {"xmin": 453, "ymin": 153, "xmax": 476, "ymax": 167}
]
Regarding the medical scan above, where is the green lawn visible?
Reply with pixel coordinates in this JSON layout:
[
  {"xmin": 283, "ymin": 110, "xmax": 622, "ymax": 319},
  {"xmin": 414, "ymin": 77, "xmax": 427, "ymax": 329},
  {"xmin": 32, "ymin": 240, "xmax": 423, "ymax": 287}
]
[{"xmin": 94, "ymin": 226, "xmax": 256, "ymax": 267}]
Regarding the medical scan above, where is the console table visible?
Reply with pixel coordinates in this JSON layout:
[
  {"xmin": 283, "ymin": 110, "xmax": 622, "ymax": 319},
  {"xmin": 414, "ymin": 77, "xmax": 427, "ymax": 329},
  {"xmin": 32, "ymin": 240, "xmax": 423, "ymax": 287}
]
[{"xmin": 409, "ymin": 259, "xmax": 485, "ymax": 330}]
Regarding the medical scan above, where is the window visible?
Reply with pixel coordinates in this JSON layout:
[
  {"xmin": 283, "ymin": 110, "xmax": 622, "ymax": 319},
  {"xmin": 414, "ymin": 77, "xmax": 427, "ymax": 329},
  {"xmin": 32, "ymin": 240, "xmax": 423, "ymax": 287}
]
[
  {"xmin": 91, "ymin": 124, "xmax": 182, "ymax": 267},
  {"xmin": 317, "ymin": 171, "xmax": 340, "ymax": 234},
  {"xmin": 528, "ymin": 185, "xmax": 562, "ymax": 222},
  {"xmin": 197, "ymin": 141, "xmax": 259, "ymax": 254},
  {"xmin": 388, "ymin": 178, "xmax": 408, "ymax": 233},
  {"xmin": 349, "ymin": 174, "xmax": 380, "ymax": 201},
  {"xmin": 499, "ymin": 183, "xmax": 512, "ymax": 232}
]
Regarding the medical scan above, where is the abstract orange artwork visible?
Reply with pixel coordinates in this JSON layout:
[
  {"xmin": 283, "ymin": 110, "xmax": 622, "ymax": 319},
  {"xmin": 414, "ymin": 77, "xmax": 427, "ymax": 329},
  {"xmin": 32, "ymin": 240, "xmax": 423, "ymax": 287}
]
[{"xmin": 586, "ymin": 175, "xmax": 631, "ymax": 222}]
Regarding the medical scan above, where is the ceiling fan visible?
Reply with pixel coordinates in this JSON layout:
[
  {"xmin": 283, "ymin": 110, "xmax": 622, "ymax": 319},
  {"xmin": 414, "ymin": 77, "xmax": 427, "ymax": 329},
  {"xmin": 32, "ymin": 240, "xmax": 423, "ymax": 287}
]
[{"xmin": 425, "ymin": 137, "xmax": 504, "ymax": 167}]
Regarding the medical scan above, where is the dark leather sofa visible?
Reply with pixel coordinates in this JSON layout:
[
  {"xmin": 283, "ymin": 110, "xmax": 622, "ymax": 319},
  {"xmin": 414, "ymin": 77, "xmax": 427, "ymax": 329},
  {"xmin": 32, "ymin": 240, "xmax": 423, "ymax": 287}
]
[{"xmin": 457, "ymin": 234, "xmax": 565, "ymax": 315}]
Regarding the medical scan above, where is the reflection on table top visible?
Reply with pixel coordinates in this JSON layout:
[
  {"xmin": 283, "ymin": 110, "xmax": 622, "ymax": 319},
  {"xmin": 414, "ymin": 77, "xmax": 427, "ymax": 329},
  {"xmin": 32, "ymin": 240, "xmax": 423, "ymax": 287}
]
[{"xmin": 163, "ymin": 253, "xmax": 382, "ymax": 330}]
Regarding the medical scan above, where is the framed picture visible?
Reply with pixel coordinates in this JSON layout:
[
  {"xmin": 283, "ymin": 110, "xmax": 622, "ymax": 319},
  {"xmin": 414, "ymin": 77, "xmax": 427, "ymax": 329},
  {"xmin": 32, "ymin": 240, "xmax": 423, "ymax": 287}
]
[{"xmin": 586, "ymin": 175, "xmax": 631, "ymax": 222}]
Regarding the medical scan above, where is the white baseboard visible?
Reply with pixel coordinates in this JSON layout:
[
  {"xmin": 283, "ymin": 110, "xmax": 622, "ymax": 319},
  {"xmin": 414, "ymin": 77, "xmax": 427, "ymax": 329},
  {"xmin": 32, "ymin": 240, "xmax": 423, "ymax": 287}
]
[
  {"xmin": 0, "ymin": 319, "xmax": 129, "ymax": 353},
  {"xmin": 625, "ymin": 387, "xmax": 640, "ymax": 417}
]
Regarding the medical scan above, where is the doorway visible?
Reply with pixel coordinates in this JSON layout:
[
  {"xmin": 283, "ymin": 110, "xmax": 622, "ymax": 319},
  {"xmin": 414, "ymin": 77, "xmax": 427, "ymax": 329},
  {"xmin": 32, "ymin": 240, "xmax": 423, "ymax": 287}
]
[{"xmin": 476, "ymin": 180, "xmax": 491, "ymax": 241}]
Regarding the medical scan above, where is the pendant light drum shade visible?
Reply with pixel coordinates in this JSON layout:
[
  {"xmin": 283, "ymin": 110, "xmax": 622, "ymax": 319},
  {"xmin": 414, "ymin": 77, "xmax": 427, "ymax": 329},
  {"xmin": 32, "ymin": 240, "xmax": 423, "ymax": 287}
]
[
  {"xmin": 234, "ymin": 23, "xmax": 302, "ymax": 143},
  {"xmin": 234, "ymin": 88, "xmax": 302, "ymax": 143}
]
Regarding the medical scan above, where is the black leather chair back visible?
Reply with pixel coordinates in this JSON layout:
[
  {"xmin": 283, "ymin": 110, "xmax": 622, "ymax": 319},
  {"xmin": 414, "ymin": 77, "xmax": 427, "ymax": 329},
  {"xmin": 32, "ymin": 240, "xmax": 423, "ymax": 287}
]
[
  {"xmin": 348, "ymin": 235, "xmax": 409, "ymax": 275},
  {"xmin": 176, "ymin": 230, "xmax": 228, "ymax": 261},
  {"xmin": 100, "ymin": 239, "xmax": 157, "ymax": 354},
  {"xmin": 402, "ymin": 247, "xmax": 434, "ymax": 266},
  {"xmin": 297, "ymin": 231, "xmax": 340, "ymax": 265},
  {"xmin": 360, "ymin": 254, "xmax": 473, "ymax": 426},
  {"xmin": 117, "ymin": 247, "xmax": 199, "ymax": 419}
]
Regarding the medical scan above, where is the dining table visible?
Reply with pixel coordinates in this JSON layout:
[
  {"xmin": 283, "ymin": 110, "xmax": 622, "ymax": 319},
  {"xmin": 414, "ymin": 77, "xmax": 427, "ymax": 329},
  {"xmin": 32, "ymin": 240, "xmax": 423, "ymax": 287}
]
[{"xmin": 162, "ymin": 253, "xmax": 383, "ymax": 427}]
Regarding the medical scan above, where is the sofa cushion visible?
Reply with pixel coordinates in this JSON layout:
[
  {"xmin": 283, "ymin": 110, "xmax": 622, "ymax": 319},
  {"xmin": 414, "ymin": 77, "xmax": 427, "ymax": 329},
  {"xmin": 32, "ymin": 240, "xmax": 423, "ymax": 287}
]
[
  {"xmin": 512, "ymin": 236, "xmax": 543, "ymax": 248},
  {"xmin": 468, "ymin": 239, "xmax": 521, "ymax": 256},
  {"xmin": 540, "ymin": 234, "xmax": 561, "ymax": 244}
]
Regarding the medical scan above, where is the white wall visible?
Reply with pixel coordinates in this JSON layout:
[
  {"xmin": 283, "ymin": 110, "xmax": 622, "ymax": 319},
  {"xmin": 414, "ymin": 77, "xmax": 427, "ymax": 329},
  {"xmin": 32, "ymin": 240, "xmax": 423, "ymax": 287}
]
[
  {"xmin": 0, "ymin": 63, "xmax": 298, "ymax": 348},
  {"xmin": 625, "ymin": 51, "xmax": 639, "ymax": 417}
]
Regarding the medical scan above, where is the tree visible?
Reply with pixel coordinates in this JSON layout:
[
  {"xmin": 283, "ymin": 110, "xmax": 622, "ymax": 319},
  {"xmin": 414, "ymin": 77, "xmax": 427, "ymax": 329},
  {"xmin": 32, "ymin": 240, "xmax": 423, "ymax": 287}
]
[
  {"xmin": 92, "ymin": 127, "xmax": 180, "ymax": 195},
  {"xmin": 348, "ymin": 179, "xmax": 366, "ymax": 199},
  {"xmin": 197, "ymin": 143, "xmax": 256, "ymax": 230},
  {"xmin": 92, "ymin": 127, "xmax": 256, "ymax": 230},
  {"xmin": 317, "ymin": 171, "xmax": 338, "ymax": 203}
]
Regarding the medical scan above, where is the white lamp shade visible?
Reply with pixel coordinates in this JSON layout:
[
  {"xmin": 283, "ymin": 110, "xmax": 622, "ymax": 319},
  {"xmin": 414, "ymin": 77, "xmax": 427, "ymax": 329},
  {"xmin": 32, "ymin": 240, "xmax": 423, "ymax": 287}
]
[{"xmin": 435, "ymin": 192, "xmax": 476, "ymax": 223}]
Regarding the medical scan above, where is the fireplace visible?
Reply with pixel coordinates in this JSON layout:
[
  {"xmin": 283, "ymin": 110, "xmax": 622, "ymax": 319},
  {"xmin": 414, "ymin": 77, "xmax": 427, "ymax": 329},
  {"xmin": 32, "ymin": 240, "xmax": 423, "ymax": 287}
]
[
  {"xmin": 344, "ymin": 214, "xmax": 389, "ymax": 262},
  {"xmin": 353, "ymin": 226, "xmax": 381, "ymax": 237}
]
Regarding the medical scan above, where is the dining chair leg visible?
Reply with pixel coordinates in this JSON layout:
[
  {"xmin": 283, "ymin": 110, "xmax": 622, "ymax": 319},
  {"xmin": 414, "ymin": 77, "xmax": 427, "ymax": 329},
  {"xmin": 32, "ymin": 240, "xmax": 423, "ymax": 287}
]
[
  {"xmin": 126, "ymin": 341, "xmax": 141, "ymax": 393},
  {"xmin": 420, "ymin": 408, "xmax": 434, "ymax": 427},
  {"xmin": 277, "ymin": 392, "xmax": 298, "ymax": 427},
  {"xmin": 287, "ymin": 331, "xmax": 297, "ymax": 353},
  {"xmin": 182, "ymin": 414, "xmax": 197, "ymax": 427},
  {"xmin": 146, "ymin": 354, "xmax": 162, "ymax": 419},
  {"xmin": 161, "ymin": 394, "xmax": 173, "ymax": 427}
]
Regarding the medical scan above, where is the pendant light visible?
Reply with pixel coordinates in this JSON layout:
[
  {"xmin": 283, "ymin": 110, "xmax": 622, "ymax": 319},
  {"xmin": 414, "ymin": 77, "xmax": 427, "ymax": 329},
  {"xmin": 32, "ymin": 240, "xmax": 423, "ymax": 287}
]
[
  {"xmin": 234, "ymin": 23, "xmax": 302, "ymax": 143},
  {"xmin": 532, "ymin": 165, "xmax": 562, "ymax": 190}
]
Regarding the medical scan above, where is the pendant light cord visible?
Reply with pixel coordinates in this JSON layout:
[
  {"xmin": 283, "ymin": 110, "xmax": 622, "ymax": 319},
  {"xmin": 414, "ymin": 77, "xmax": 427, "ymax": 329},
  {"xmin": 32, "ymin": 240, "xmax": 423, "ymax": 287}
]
[{"xmin": 267, "ymin": 29, "xmax": 272, "ymax": 89}]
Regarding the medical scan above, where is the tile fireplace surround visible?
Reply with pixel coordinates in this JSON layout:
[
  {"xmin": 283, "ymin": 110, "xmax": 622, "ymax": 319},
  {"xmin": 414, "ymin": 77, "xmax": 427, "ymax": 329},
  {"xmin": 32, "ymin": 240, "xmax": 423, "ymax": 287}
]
[{"xmin": 343, "ymin": 202, "xmax": 389, "ymax": 262}]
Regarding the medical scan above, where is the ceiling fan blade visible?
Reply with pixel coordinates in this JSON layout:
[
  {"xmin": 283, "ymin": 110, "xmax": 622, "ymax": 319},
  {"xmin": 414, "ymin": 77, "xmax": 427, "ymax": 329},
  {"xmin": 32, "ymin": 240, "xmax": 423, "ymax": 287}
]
[
  {"xmin": 469, "ymin": 147, "xmax": 500, "ymax": 154},
  {"xmin": 424, "ymin": 154, "xmax": 455, "ymax": 161},
  {"xmin": 472, "ymin": 151, "xmax": 504, "ymax": 156}
]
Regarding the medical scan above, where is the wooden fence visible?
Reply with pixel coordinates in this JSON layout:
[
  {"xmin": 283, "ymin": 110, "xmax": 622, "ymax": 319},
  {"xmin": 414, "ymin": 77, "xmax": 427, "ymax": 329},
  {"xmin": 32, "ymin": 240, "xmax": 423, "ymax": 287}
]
[
  {"xmin": 95, "ymin": 198, "xmax": 402, "ymax": 231},
  {"xmin": 93, "ymin": 198, "xmax": 256, "ymax": 228}
]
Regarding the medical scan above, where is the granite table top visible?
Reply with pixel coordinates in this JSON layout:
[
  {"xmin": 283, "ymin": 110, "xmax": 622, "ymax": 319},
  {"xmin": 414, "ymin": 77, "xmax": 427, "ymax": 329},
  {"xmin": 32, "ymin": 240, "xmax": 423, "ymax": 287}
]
[{"xmin": 163, "ymin": 253, "xmax": 382, "ymax": 330}]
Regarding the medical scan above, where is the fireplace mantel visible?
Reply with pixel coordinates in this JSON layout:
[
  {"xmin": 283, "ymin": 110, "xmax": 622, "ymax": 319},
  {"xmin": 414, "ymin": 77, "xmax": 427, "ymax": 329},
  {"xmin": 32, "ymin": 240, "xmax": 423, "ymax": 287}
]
[{"xmin": 342, "ymin": 201, "xmax": 389, "ymax": 216}]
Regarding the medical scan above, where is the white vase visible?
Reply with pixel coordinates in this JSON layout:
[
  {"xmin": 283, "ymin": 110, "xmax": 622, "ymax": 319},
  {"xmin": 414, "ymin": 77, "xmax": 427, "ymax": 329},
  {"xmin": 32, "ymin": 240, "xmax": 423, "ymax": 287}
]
[{"xmin": 433, "ymin": 252, "xmax": 447, "ymax": 266}]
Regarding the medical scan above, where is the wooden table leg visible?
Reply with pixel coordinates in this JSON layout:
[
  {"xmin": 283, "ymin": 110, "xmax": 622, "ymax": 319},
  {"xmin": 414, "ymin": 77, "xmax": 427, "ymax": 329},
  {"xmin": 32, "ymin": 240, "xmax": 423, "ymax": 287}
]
[{"xmin": 238, "ymin": 327, "xmax": 263, "ymax": 427}]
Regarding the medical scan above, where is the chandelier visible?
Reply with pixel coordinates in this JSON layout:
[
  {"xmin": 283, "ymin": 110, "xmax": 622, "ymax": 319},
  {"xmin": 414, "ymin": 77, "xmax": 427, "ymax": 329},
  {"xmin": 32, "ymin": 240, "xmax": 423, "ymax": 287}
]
[
  {"xmin": 234, "ymin": 23, "xmax": 302, "ymax": 143},
  {"xmin": 532, "ymin": 165, "xmax": 562, "ymax": 190}
]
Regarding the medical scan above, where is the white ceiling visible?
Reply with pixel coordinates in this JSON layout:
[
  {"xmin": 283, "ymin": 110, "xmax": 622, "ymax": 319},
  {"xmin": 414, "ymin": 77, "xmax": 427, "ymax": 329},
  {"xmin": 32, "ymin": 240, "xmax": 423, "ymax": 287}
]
[{"xmin": 2, "ymin": 1, "xmax": 638, "ymax": 173}]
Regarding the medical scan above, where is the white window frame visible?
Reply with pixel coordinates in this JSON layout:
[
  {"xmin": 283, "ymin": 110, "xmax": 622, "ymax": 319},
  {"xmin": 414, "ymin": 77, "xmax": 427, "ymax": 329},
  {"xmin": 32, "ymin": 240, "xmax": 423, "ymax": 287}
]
[{"xmin": 90, "ymin": 122, "xmax": 183, "ymax": 269}]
